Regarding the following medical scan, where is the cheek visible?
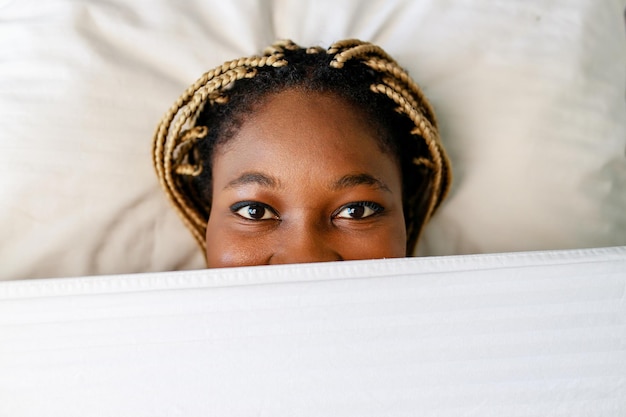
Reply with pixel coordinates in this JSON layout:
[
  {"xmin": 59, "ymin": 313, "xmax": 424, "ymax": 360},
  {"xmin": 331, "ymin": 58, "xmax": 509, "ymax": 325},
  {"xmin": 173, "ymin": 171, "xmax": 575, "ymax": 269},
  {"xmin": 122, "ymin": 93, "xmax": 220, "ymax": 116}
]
[
  {"xmin": 375, "ymin": 211, "xmax": 407, "ymax": 258},
  {"xmin": 327, "ymin": 213, "xmax": 407, "ymax": 261},
  {"xmin": 354, "ymin": 222, "xmax": 406, "ymax": 259},
  {"xmin": 391, "ymin": 222, "xmax": 408, "ymax": 257},
  {"xmin": 204, "ymin": 219, "xmax": 270, "ymax": 268}
]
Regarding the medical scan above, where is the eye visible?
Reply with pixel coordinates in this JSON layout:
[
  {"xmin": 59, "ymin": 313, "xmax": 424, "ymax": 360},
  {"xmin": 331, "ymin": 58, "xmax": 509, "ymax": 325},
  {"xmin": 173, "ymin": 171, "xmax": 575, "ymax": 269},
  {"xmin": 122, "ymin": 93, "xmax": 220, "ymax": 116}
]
[
  {"xmin": 334, "ymin": 201, "xmax": 384, "ymax": 220},
  {"xmin": 231, "ymin": 202, "xmax": 279, "ymax": 220}
]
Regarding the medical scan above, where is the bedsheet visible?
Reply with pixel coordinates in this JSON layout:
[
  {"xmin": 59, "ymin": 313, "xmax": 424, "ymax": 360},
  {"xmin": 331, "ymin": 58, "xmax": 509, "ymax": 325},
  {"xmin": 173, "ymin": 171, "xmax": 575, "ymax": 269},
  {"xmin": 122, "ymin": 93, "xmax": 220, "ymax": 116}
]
[{"xmin": 1, "ymin": 246, "xmax": 625, "ymax": 416}]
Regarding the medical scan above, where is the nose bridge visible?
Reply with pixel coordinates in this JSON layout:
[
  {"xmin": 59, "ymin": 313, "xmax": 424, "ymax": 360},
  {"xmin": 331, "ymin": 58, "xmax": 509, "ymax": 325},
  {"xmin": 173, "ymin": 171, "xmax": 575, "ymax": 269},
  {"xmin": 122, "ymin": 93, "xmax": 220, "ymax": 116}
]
[{"xmin": 270, "ymin": 220, "xmax": 341, "ymax": 265}]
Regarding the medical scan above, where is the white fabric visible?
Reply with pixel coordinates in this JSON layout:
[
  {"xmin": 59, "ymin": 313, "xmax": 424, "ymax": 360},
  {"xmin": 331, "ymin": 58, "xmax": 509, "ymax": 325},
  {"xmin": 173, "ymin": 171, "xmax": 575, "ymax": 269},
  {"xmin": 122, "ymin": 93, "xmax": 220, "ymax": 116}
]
[
  {"xmin": 0, "ymin": 0, "xmax": 625, "ymax": 279},
  {"xmin": 1, "ymin": 246, "xmax": 625, "ymax": 416}
]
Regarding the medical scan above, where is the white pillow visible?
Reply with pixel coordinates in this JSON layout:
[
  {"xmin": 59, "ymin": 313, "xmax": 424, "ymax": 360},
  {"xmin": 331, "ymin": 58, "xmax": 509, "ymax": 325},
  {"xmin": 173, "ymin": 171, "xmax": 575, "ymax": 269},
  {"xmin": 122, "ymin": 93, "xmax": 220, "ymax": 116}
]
[{"xmin": 1, "ymin": 0, "xmax": 624, "ymax": 279}]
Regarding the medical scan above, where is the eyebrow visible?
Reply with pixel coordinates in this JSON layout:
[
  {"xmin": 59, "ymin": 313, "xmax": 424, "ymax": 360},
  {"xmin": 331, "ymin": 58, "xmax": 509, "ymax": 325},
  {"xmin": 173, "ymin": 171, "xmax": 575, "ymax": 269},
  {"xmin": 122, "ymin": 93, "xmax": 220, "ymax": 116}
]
[
  {"xmin": 331, "ymin": 173, "xmax": 391, "ymax": 193},
  {"xmin": 224, "ymin": 172, "xmax": 281, "ymax": 190}
]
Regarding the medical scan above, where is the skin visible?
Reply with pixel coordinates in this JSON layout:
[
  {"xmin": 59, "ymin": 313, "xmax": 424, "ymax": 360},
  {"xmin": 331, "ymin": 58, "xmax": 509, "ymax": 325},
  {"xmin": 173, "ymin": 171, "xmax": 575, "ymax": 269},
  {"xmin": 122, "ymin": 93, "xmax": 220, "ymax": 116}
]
[{"xmin": 204, "ymin": 88, "xmax": 406, "ymax": 267}]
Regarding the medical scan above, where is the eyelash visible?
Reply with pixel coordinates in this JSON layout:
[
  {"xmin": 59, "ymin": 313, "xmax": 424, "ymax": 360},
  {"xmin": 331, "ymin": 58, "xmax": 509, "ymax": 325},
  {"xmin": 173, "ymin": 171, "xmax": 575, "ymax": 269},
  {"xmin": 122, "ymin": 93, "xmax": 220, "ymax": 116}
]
[
  {"xmin": 230, "ymin": 201, "xmax": 384, "ymax": 221},
  {"xmin": 230, "ymin": 201, "xmax": 279, "ymax": 221},
  {"xmin": 333, "ymin": 201, "xmax": 384, "ymax": 220}
]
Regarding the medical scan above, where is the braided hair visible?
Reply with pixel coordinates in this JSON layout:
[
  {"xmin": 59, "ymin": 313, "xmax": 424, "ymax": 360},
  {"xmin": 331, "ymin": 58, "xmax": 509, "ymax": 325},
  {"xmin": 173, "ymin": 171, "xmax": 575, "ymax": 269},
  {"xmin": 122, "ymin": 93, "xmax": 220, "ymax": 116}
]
[{"xmin": 153, "ymin": 39, "xmax": 451, "ymax": 260}]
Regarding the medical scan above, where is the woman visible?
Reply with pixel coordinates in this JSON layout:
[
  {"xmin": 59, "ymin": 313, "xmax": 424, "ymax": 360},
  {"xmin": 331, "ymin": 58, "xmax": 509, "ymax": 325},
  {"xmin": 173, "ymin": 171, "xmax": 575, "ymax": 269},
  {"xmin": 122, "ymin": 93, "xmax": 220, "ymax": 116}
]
[{"xmin": 153, "ymin": 39, "xmax": 451, "ymax": 267}]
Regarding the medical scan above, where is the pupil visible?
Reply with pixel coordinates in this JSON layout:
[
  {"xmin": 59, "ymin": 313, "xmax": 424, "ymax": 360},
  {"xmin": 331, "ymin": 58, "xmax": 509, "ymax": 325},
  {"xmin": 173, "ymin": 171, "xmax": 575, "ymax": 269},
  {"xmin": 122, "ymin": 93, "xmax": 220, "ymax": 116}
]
[
  {"xmin": 248, "ymin": 205, "xmax": 265, "ymax": 219},
  {"xmin": 348, "ymin": 206, "xmax": 365, "ymax": 218}
]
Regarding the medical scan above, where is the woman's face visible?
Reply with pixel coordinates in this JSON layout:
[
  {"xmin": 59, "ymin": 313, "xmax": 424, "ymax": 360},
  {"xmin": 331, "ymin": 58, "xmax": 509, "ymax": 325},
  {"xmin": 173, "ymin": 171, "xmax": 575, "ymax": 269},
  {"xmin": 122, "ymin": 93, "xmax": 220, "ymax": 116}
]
[{"xmin": 204, "ymin": 89, "xmax": 406, "ymax": 267}]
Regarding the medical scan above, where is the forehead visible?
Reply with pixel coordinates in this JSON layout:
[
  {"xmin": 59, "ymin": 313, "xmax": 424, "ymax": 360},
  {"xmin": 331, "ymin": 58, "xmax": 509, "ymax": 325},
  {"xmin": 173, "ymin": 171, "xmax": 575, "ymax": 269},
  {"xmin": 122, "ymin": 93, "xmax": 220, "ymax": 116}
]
[{"xmin": 212, "ymin": 89, "xmax": 401, "ymax": 190}]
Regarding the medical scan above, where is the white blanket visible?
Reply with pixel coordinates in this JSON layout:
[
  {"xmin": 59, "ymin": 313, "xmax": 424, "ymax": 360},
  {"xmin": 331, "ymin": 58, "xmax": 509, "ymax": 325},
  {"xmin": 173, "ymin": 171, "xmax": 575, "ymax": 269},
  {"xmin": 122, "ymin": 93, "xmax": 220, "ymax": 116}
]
[{"xmin": 1, "ymin": 246, "xmax": 624, "ymax": 416}]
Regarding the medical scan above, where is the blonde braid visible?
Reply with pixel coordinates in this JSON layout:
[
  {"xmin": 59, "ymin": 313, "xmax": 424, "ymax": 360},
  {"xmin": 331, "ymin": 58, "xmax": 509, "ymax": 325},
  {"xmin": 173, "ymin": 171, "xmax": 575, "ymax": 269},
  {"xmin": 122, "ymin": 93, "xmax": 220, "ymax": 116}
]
[{"xmin": 363, "ymin": 58, "xmax": 438, "ymax": 124}]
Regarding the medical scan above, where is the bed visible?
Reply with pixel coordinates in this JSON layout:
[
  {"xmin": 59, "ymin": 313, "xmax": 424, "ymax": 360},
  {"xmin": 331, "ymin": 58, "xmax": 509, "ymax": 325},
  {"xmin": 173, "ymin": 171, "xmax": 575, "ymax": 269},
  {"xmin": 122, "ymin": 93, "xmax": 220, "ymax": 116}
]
[{"xmin": 0, "ymin": 0, "xmax": 625, "ymax": 415}]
